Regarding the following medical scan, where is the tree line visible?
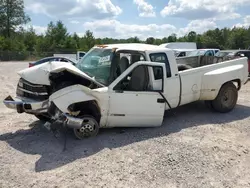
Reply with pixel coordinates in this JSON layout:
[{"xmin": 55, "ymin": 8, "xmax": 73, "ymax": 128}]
[{"xmin": 0, "ymin": 0, "xmax": 250, "ymax": 61}]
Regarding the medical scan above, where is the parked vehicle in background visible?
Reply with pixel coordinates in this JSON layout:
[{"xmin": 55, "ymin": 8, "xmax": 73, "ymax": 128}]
[
  {"xmin": 77, "ymin": 51, "xmax": 86, "ymax": 60},
  {"xmin": 28, "ymin": 56, "xmax": 77, "ymax": 68},
  {"xmin": 159, "ymin": 42, "xmax": 197, "ymax": 57},
  {"xmin": 173, "ymin": 49, "xmax": 196, "ymax": 57},
  {"xmin": 3, "ymin": 43, "xmax": 249, "ymax": 139},
  {"xmin": 215, "ymin": 50, "xmax": 250, "ymax": 75},
  {"xmin": 159, "ymin": 42, "xmax": 197, "ymax": 49},
  {"xmin": 188, "ymin": 49, "xmax": 220, "ymax": 57},
  {"xmin": 53, "ymin": 51, "xmax": 86, "ymax": 62},
  {"xmin": 214, "ymin": 50, "xmax": 233, "ymax": 58}
]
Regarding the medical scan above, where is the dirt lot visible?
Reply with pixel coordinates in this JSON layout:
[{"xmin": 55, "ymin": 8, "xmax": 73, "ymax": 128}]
[{"xmin": 0, "ymin": 62, "xmax": 250, "ymax": 188}]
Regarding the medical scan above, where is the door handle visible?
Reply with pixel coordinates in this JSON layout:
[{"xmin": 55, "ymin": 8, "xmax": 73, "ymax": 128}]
[{"xmin": 157, "ymin": 98, "xmax": 165, "ymax": 103}]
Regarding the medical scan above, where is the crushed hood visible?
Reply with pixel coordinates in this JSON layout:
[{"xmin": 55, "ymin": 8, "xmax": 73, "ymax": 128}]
[{"xmin": 18, "ymin": 61, "xmax": 103, "ymax": 86}]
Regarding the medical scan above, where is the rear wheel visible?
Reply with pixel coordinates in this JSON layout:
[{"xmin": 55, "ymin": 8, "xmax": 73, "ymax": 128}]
[{"xmin": 211, "ymin": 82, "xmax": 238, "ymax": 113}]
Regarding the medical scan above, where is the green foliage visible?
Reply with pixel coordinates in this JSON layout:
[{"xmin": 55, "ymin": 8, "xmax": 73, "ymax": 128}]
[
  {"xmin": 0, "ymin": 0, "xmax": 30, "ymax": 37},
  {"xmin": 1, "ymin": 1, "xmax": 250, "ymax": 61}
]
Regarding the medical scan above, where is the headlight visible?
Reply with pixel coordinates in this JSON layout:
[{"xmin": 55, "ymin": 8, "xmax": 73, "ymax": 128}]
[{"xmin": 18, "ymin": 80, "xmax": 23, "ymax": 88}]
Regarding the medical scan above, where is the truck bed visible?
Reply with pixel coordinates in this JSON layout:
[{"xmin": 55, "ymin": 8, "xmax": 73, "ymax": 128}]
[
  {"xmin": 176, "ymin": 55, "xmax": 225, "ymax": 68},
  {"xmin": 177, "ymin": 57, "xmax": 248, "ymax": 106}
]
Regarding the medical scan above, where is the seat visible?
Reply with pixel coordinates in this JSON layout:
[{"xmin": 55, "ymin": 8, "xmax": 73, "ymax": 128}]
[
  {"xmin": 131, "ymin": 54, "xmax": 141, "ymax": 64},
  {"xmin": 118, "ymin": 56, "xmax": 129, "ymax": 75},
  {"xmin": 128, "ymin": 65, "xmax": 148, "ymax": 91}
]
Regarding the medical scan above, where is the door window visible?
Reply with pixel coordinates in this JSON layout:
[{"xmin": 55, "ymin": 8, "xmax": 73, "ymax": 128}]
[
  {"xmin": 205, "ymin": 50, "xmax": 213, "ymax": 56},
  {"xmin": 60, "ymin": 58, "xmax": 69, "ymax": 62},
  {"xmin": 113, "ymin": 65, "xmax": 164, "ymax": 92}
]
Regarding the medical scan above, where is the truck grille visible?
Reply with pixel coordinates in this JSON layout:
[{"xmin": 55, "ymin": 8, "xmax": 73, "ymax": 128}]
[{"xmin": 16, "ymin": 78, "xmax": 49, "ymax": 101}]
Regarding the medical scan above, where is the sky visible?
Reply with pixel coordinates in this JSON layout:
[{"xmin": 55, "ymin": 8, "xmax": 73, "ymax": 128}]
[{"xmin": 23, "ymin": 0, "xmax": 250, "ymax": 40}]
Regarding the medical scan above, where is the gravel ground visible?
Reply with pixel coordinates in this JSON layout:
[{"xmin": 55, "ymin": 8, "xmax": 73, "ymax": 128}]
[{"xmin": 0, "ymin": 62, "xmax": 250, "ymax": 188}]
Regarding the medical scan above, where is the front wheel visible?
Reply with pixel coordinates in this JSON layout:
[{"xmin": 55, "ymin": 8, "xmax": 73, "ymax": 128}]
[
  {"xmin": 73, "ymin": 115, "xmax": 100, "ymax": 140},
  {"xmin": 211, "ymin": 82, "xmax": 238, "ymax": 113}
]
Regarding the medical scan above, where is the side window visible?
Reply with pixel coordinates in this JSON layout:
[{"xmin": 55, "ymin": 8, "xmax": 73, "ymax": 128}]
[
  {"xmin": 60, "ymin": 58, "xmax": 69, "ymax": 62},
  {"xmin": 205, "ymin": 50, "xmax": 213, "ymax": 56},
  {"xmin": 153, "ymin": 67, "xmax": 163, "ymax": 80},
  {"xmin": 244, "ymin": 52, "xmax": 250, "ymax": 59},
  {"xmin": 53, "ymin": 58, "xmax": 59, "ymax": 61},
  {"xmin": 149, "ymin": 53, "xmax": 171, "ymax": 78},
  {"xmin": 79, "ymin": 52, "xmax": 85, "ymax": 58},
  {"xmin": 113, "ymin": 65, "xmax": 163, "ymax": 92},
  {"xmin": 236, "ymin": 52, "xmax": 247, "ymax": 57},
  {"xmin": 39, "ymin": 58, "xmax": 50, "ymax": 63},
  {"xmin": 178, "ymin": 52, "xmax": 186, "ymax": 57}
]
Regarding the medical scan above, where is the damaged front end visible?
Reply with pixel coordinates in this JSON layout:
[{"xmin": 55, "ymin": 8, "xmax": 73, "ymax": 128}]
[
  {"xmin": 43, "ymin": 85, "xmax": 102, "ymax": 140},
  {"xmin": 45, "ymin": 101, "xmax": 86, "ymax": 130},
  {"xmin": 44, "ymin": 101, "xmax": 100, "ymax": 151}
]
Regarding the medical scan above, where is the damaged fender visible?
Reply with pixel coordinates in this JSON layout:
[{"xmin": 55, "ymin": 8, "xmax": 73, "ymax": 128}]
[{"xmin": 49, "ymin": 84, "xmax": 97, "ymax": 113}]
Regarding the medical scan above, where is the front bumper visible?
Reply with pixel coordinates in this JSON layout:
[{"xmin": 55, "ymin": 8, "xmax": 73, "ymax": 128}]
[
  {"xmin": 3, "ymin": 95, "xmax": 84, "ymax": 129},
  {"xmin": 3, "ymin": 95, "xmax": 49, "ymax": 114}
]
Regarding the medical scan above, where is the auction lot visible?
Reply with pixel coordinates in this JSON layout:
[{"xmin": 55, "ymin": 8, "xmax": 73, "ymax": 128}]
[{"xmin": 0, "ymin": 62, "xmax": 250, "ymax": 188}]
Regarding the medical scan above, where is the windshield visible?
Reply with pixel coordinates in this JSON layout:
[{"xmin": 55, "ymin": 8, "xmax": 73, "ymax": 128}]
[
  {"xmin": 188, "ymin": 49, "xmax": 206, "ymax": 57},
  {"xmin": 76, "ymin": 47, "xmax": 114, "ymax": 86}
]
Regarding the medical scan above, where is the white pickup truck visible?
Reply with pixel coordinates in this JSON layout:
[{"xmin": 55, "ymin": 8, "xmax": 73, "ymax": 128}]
[{"xmin": 3, "ymin": 43, "xmax": 249, "ymax": 139}]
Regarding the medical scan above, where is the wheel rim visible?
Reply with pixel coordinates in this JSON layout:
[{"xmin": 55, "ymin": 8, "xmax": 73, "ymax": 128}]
[
  {"xmin": 221, "ymin": 88, "xmax": 235, "ymax": 108},
  {"xmin": 73, "ymin": 116, "xmax": 98, "ymax": 139}
]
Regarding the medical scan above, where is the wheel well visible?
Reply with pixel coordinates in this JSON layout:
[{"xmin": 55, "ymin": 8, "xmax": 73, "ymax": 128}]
[
  {"xmin": 68, "ymin": 100, "xmax": 101, "ymax": 123},
  {"xmin": 222, "ymin": 79, "xmax": 241, "ymax": 91}
]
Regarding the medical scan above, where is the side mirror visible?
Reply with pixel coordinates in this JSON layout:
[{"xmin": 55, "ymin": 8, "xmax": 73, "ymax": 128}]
[{"xmin": 240, "ymin": 54, "xmax": 245, "ymax": 57}]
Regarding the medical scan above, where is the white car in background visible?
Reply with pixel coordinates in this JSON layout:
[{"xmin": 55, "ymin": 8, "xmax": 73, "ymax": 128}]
[
  {"xmin": 160, "ymin": 42, "xmax": 197, "ymax": 57},
  {"xmin": 187, "ymin": 49, "xmax": 220, "ymax": 57}
]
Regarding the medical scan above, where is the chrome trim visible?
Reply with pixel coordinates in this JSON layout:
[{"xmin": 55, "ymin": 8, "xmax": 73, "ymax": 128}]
[
  {"xmin": 3, "ymin": 98, "xmax": 23, "ymax": 109},
  {"xmin": 3, "ymin": 95, "xmax": 49, "ymax": 114},
  {"xmin": 63, "ymin": 113, "xmax": 83, "ymax": 129},
  {"xmin": 17, "ymin": 87, "xmax": 48, "ymax": 95},
  {"xmin": 20, "ymin": 79, "xmax": 45, "ymax": 88}
]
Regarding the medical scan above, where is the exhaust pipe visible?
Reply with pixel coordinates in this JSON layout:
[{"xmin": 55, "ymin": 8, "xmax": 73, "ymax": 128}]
[
  {"xmin": 63, "ymin": 114, "xmax": 84, "ymax": 129},
  {"xmin": 43, "ymin": 114, "xmax": 84, "ymax": 131}
]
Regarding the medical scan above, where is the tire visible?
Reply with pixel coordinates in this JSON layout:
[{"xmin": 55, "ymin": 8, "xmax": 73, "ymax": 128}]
[
  {"xmin": 72, "ymin": 115, "xmax": 100, "ymax": 140},
  {"xmin": 51, "ymin": 82, "xmax": 100, "ymax": 139},
  {"xmin": 211, "ymin": 82, "xmax": 238, "ymax": 113}
]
